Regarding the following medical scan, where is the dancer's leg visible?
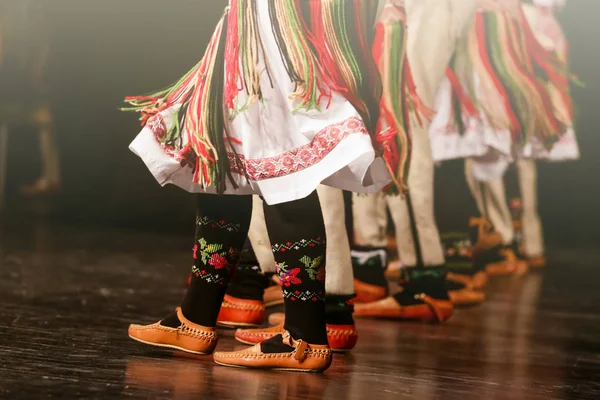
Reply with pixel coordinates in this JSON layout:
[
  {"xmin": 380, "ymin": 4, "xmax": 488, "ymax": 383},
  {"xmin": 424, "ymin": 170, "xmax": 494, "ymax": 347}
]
[
  {"xmin": 485, "ymin": 178, "xmax": 514, "ymax": 246},
  {"xmin": 216, "ymin": 195, "xmax": 278, "ymax": 328},
  {"xmin": 21, "ymin": 107, "xmax": 61, "ymax": 195},
  {"xmin": 248, "ymin": 196, "xmax": 277, "ymax": 274},
  {"xmin": 0, "ymin": 123, "xmax": 8, "ymax": 210},
  {"xmin": 387, "ymin": 127, "xmax": 445, "ymax": 268},
  {"xmin": 317, "ymin": 186, "xmax": 357, "ymax": 350},
  {"xmin": 129, "ymin": 194, "xmax": 253, "ymax": 354},
  {"xmin": 262, "ymin": 191, "xmax": 328, "ymax": 345},
  {"xmin": 178, "ymin": 194, "xmax": 253, "ymax": 326},
  {"xmin": 465, "ymin": 158, "xmax": 511, "ymax": 244},
  {"xmin": 236, "ymin": 186, "xmax": 358, "ymax": 351},
  {"xmin": 319, "ymin": 186, "xmax": 354, "ymax": 298},
  {"xmin": 213, "ymin": 192, "xmax": 332, "ymax": 372},
  {"xmin": 351, "ymin": 192, "xmax": 389, "ymax": 302},
  {"xmin": 38, "ymin": 119, "xmax": 61, "ymax": 186},
  {"xmin": 517, "ymin": 159, "xmax": 544, "ymax": 259},
  {"xmin": 465, "ymin": 159, "xmax": 527, "ymax": 276},
  {"xmin": 352, "ymin": 192, "xmax": 388, "ymax": 249}
]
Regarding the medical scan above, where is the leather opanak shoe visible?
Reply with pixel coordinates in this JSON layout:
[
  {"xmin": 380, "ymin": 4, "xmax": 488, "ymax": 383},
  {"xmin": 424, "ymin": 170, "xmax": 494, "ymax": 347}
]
[
  {"xmin": 470, "ymin": 217, "xmax": 504, "ymax": 253},
  {"xmin": 217, "ymin": 295, "xmax": 265, "ymax": 328},
  {"xmin": 213, "ymin": 331, "xmax": 332, "ymax": 372},
  {"xmin": 235, "ymin": 323, "xmax": 358, "ymax": 352},
  {"xmin": 527, "ymin": 255, "xmax": 546, "ymax": 269},
  {"xmin": 447, "ymin": 271, "xmax": 488, "ymax": 290},
  {"xmin": 354, "ymin": 294, "xmax": 453, "ymax": 322},
  {"xmin": 128, "ymin": 307, "xmax": 218, "ymax": 355},
  {"xmin": 353, "ymin": 279, "xmax": 388, "ymax": 304},
  {"xmin": 486, "ymin": 248, "xmax": 528, "ymax": 276},
  {"xmin": 446, "ymin": 280, "xmax": 485, "ymax": 307}
]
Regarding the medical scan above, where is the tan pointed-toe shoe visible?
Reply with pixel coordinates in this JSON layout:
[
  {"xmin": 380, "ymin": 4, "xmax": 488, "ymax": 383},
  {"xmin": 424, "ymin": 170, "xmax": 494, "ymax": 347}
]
[
  {"xmin": 486, "ymin": 249, "xmax": 529, "ymax": 276},
  {"xmin": 354, "ymin": 295, "xmax": 453, "ymax": 322},
  {"xmin": 128, "ymin": 307, "xmax": 218, "ymax": 355},
  {"xmin": 527, "ymin": 255, "xmax": 546, "ymax": 269},
  {"xmin": 353, "ymin": 279, "xmax": 388, "ymax": 304},
  {"xmin": 448, "ymin": 287, "xmax": 485, "ymax": 307},
  {"xmin": 470, "ymin": 217, "xmax": 504, "ymax": 252},
  {"xmin": 447, "ymin": 271, "xmax": 488, "ymax": 290},
  {"xmin": 214, "ymin": 331, "xmax": 332, "ymax": 372},
  {"xmin": 235, "ymin": 323, "xmax": 358, "ymax": 352}
]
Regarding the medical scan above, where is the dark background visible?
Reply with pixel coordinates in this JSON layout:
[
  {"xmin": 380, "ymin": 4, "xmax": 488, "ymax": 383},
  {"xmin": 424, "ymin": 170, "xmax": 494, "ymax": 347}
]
[{"xmin": 4, "ymin": 0, "xmax": 599, "ymax": 245}]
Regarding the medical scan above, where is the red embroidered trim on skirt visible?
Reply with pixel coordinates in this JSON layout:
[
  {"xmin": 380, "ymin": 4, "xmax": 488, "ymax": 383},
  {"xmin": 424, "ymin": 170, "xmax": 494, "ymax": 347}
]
[
  {"xmin": 147, "ymin": 115, "xmax": 369, "ymax": 182},
  {"xmin": 227, "ymin": 117, "xmax": 367, "ymax": 180}
]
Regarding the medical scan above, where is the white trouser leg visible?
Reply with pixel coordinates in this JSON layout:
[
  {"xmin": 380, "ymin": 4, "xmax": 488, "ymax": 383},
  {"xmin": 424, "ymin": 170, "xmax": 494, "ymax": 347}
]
[
  {"xmin": 248, "ymin": 196, "xmax": 277, "ymax": 274},
  {"xmin": 38, "ymin": 127, "xmax": 61, "ymax": 185},
  {"xmin": 517, "ymin": 159, "xmax": 544, "ymax": 257},
  {"xmin": 0, "ymin": 124, "xmax": 8, "ymax": 210},
  {"xmin": 384, "ymin": 195, "xmax": 416, "ymax": 266},
  {"xmin": 465, "ymin": 159, "xmax": 514, "ymax": 245},
  {"xmin": 317, "ymin": 186, "xmax": 354, "ymax": 296},
  {"xmin": 352, "ymin": 192, "xmax": 388, "ymax": 248},
  {"xmin": 386, "ymin": 124, "xmax": 445, "ymax": 267},
  {"xmin": 465, "ymin": 158, "xmax": 486, "ymax": 214},
  {"xmin": 407, "ymin": 123, "xmax": 445, "ymax": 267},
  {"xmin": 485, "ymin": 177, "xmax": 514, "ymax": 245},
  {"xmin": 384, "ymin": 0, "xmax": 477, "ymax": 267},
  {"xmin": 405, "ymin": 0, "xmax": 477, "ymax": 107}
]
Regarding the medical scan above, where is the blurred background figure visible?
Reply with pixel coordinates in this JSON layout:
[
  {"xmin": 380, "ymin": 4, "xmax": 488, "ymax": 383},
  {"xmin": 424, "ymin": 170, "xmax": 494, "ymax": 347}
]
[{"xmin": 0, "ymin": 0, "xmax": 61, "ymax": 209}]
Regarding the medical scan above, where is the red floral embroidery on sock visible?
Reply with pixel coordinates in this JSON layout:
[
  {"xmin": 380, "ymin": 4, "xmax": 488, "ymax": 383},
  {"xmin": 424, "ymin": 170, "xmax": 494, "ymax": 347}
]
[
  {"xmin": 279, "ymin": 268, "xmax": 302, "ymax": 287},
  {"xmin": 208, "ymin": 253, "xmax": 228, "ymax": 269}
]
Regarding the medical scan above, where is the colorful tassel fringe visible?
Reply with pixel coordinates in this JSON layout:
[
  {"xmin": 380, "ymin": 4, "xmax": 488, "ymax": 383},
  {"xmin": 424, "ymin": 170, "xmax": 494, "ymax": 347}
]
[
  {"xmin": 446, "ymin": 7, "xmax": 577, "ymax": 150},
  {"xmin": 373, "ymin": 5, "xmax": 431, "ymax": 195}
]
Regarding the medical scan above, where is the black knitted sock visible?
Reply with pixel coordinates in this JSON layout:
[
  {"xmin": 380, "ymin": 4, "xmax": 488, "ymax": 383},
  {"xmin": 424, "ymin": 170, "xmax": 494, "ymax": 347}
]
[
  {"xmin": 325, "ymin": 294, "xmax": 355, "ymax": 326},
  {"xmin": 263, "ymin": 191, "xmax": 328, "ymax": 347},
  {"xmin": 351, "ymin": 246, "xmax": 388, "ymax": 287},
  {"xmin": 394, "ymin": 266, "xmax": 450, "ymax": 305},
  {"xmin": 161, "ymin": 194, "xmax": 252, "ymax": 328},
  {"xmin": 225, "ymin": 240, "xmax": 270, "ymax": 301}
]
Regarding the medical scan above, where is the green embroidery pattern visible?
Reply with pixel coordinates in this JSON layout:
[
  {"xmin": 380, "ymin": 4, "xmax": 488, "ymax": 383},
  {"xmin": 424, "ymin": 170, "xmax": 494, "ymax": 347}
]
[
  {"xmin": 300, "ymin": 255, "xmax": 325, "ymax": 281},
  {"xmin": 196, "ymin": 238, "xmax": 225, "ymax": 264},
  {"xmin": 191, "ymin": 239, "xmax": 239, "ymax": 285}
]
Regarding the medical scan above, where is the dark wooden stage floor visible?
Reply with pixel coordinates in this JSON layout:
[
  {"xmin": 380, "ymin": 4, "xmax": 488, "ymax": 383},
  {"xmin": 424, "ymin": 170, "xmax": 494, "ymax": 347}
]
[{"xmin": 1, "ymin": 218, "xmax": 599, "ymax": 399}]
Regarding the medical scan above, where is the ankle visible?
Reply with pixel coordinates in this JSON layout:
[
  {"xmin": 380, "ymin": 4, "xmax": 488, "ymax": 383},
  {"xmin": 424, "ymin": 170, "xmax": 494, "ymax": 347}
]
[
  {"xmin": 398, "ymin": 266, "xmax": 449, "ymax": 301},
  {"xmin": 181, "ymin": 281, "xmax": 226, "ymax": 327},
  {"xmin": 284, "ymin": 302, "xmax": 328, "ymax": 345},
  {"xmin": 160, "ymin": 312, "xmax": 181, "ymax": 328},
  {"xmin": 226, "ymin": 267, "xmax": 269, "ymax": 301},
  {"xmin": 325, "ymin": 294, "xmax": 355, "ymax": 326},
  {"xmin": 351, "ymin": 246, "xmax": 388, "ymax": 287},
  {"xmin": 260, "ymin": 334, "xmax": 295, "ymax": 353}
]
